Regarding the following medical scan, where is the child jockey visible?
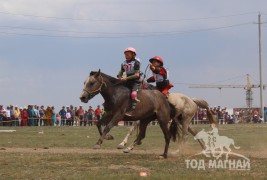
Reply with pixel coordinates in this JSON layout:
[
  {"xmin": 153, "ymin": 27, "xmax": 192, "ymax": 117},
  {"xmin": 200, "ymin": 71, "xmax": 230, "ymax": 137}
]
[
  {"xmin": 147, "ymin": 56, "xmax": 173, "ymax": 96},
  {"xmin": 117, "ymin": 47, "xmax": 141, "ymax": 116}
]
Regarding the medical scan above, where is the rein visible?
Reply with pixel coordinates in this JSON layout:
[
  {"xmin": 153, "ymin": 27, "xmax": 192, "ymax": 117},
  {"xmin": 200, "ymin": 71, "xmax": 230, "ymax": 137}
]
[
  {"xmin": 141, "ymin": 64, "xmax": 150, "ymax": 89},
  {"xmin": 83, "ymin": 74, "xmax": 107, "ymax": 97},
  {"xmin": 143, "ymin": 63, "xmax": 150, "ymax": 80}
]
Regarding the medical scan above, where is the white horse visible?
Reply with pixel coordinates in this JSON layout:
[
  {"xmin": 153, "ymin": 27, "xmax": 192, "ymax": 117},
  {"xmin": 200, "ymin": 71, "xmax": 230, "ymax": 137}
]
[{"xmin": 118, "ymin": 93, "xmax": 217, "ymax": 154}]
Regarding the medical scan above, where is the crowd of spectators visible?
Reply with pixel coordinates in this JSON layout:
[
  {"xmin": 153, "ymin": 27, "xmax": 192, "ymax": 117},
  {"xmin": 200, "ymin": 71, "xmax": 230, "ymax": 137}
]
[
  {"xmin": 0, "ymin": 104, "xmax": 266, "ymax": 127},
  {"xmin": 194, "ymin": 106, "xmax": 265, "ymax": 124},
  {"xmin": 0, "ymin": 104, "xmax": 105, "ymax": 127}
]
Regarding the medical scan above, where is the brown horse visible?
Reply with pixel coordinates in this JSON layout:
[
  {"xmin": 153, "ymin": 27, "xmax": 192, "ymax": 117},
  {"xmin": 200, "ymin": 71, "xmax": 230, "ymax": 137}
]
[{"xmin": 80, "ymin": 70, "xmax": 176, "ymax": 158}]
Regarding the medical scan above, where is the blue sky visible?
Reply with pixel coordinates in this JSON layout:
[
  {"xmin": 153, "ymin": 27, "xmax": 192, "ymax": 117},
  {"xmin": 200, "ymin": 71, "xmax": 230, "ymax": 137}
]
[{"xmin": 0, "ymin": 0, "xmax": 267, "ymax": 111}]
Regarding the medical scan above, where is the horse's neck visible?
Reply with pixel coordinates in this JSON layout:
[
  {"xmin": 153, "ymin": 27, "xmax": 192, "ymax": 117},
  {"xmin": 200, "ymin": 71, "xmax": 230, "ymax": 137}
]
[
  {"xmin": 101, "ymin": 75, "xmax": 128, "ymax": 101},
  {"xmin": 101, "ymin": 73, "xmax": 120, "ymax": 85}
]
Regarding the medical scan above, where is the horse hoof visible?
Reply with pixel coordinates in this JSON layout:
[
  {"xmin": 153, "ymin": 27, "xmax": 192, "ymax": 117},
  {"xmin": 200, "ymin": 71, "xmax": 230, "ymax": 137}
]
[
  {"xmin": 106, "ymin": 134, "xmax": 114, "ymax": 140},
  {"xmin": 93, "ymin": 144, "xmax": 101, "ymax": 149},
  {"xmin": 117, "ymin": 144, "xmax": 125, "ymax": 149},
  {"xmin": 123, "ymin": 148, "xmax": 131, "ymax": 153},
  {"xmin": 159, "ymin": 154, "xmax": 167, "ymax": 159},
  {"xmin": 136, "ymin": 141, "xmax": 142, "ymax": 145}
]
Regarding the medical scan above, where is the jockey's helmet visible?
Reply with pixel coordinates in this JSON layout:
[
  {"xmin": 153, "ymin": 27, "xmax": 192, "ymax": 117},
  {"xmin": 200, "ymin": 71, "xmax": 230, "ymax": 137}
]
[
  {"xmin": 149, "ymin": 56, "xmax": 164, "ymax": 66},
  {"xmin": 124, "ymin": 47, "xmax": 137, "ymax": 55}
]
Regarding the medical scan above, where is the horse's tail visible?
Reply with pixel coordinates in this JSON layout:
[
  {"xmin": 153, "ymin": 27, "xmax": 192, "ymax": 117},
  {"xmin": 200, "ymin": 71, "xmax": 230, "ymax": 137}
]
[
  {"xmin": 192, "ymin": 98, "xmax": 218, "ymax": 125},
  {"xmin": 169, "ymin": 119, "xmax": 178, "ymax": 142}
]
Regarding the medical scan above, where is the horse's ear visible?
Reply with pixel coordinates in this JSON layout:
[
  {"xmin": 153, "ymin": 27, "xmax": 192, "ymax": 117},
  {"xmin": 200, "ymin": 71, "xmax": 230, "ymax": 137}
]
[{"xmin": 95, "ymin": 69, "xmax": 101, "ymax": 77}]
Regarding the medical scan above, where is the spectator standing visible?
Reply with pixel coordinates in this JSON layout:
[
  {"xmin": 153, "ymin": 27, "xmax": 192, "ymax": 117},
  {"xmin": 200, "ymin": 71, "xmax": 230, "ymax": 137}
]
[
  {"xmin": 56, "ymin": 113, "xmax": 61, "ymax": 126},
  {"xmin": 74, "ymin": 107, "xmax": 79, "ymax": 126},
  {"xmin": 59, "ymin": 106, "xmax": 66, "ymax": 126},
  {"xmin": 5, "ymin": 106, "xmax": 11, "ymax": 126},
  {"xmin": 14, "ymin": 106, "xmax": 21, "ymax": 126},
  {"xmin": 34, "ymin": 105, "xmax": 40, "ymax": 126},
  {"xmin": 211, "ymin": 107, "xmax": 217, "ymax": 121},
  {"xmin": 203, "ymin": 109, "xmax": 207, "ymax": 124},
  {"xmin": 10, "ymin": 105, "xmax": 15, "ymax": 126},
  {"xmin": 27, "ymin": 105, "xmax": 35, "ymax": 126},
  {"xmin": 224, "ymin": 112, "xmax": 230, "ymax": 124},
  {"xmin": 51, "ymin": 106, "xmax": 56, "ymax": 126},
  {"xmin": 0, "ymin": 104, "xmax": 4, "ymax": 126},
  {"xmin": 88, "ymin": 106, "xmax": 94, "ymax": 126},
  {"xmin": 70, "ymin": 105, "xmax": 75, "ymax": 126},
  {"xmin": 95, "ymin": 105, "xmax": 102, "ymax": 124},
  {"xmin": 19, "ymin": 107, "xmax": 23, "ymax": 125},
  {"xmin": 66, "ymin": 106, "xmax": 72, "ymax": 126},
  {"xmin": 78, "ymin": 105, "xmax": 85, "ymax": 126},
  {"xmin": 45, "ymin": 106, "xmax": 53, "ymax": 126},
  {"xmin": 39, "ymin": 105, "xmax": 46, "ymax": 126},
  {"xmin": 84, "ymin": 111, "xmax": 88, "ymax": 126},
  {"xmin": 21, "ymin": 107, "xmax": 28, "ymax": 126}
]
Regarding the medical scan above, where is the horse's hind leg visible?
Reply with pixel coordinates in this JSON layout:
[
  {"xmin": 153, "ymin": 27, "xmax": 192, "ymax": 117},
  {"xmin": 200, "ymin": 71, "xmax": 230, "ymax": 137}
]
[
  {"xmin": 156, "ymin": 114, "xmax": 171, "ymax": 159},
  {"xmin": 118, "ymin": 121, "xmax": 139, "ymax": 149},
  {"xmin": 173, "ymin": 115, "xmax": 190, "ymax": 154},
  {"xmin": 171, "ymin": 121, "xmax": 183, "ymax": 154},
  {"xmin": 123, "ymin": 120, "xmax": 150, "ymax": 153},
  {"xmin": 159, "ymin": 122, "xmax": 171, "ymax": 158}
]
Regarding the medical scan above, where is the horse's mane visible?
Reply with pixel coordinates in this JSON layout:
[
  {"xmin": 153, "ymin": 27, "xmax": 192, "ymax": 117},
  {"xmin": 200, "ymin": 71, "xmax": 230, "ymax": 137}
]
[{"xmin": 90, "ymin": 71, "xmax": 121, "ymax": 85}]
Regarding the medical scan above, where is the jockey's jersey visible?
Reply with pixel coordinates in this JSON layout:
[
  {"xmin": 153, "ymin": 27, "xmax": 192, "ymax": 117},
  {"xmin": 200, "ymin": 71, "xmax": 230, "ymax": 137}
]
[
  {"xmin": 122, "ymin": 59, "xmax": 140, "ymax": 76},
  {"xmin": 153, "ymin": 67, "xmax": 167, "ymax": 82}
]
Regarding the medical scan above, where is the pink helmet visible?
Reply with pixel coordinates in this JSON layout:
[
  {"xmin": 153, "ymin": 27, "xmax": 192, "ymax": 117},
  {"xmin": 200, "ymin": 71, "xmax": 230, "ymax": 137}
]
[
  {"xmin": 124, "ymin": 47, "xmax": 137, "ymax": 55},
  {"xmin": 149, "ymin": 56, "xmax": 164, "ymax": 66}
]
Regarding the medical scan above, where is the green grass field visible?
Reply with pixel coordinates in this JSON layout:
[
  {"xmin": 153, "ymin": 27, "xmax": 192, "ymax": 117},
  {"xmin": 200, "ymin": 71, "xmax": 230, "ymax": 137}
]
[{"xmin": 0, "ymin": 124, "xmax": 267, "ymax": 180}]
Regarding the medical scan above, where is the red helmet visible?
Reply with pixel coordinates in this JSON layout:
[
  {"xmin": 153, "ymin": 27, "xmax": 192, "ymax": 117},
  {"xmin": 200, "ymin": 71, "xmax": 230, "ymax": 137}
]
[
  {"xmin": 149, "ymin": 56, "xmax": 164, "ymax": 66},
  {"xmin": 124, "ymin": 47, "xmax": 137, "ymax": 55}
]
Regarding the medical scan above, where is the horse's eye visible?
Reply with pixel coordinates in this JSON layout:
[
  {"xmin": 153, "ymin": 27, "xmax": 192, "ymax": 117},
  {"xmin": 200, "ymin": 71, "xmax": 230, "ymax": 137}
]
[{"xmin": 89, "ymin": 82, "xmax": 94, "ymax": 86}]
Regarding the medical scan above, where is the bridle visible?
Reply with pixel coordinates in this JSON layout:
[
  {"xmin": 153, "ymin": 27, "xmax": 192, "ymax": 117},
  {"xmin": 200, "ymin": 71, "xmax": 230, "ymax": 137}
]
[
  {"xmin": 141, "ymin": 64, "xmax": 150, "ymax": 89},
  {"xmin": 83, "ymin": 74, "xmax": 107, "ymax": 98}
]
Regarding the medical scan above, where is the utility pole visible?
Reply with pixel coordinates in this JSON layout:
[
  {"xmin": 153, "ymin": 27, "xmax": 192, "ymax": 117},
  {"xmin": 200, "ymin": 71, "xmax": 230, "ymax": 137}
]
[{"xmin": 258, "ymin": 13, "xmax": 264, "ymax": 118}]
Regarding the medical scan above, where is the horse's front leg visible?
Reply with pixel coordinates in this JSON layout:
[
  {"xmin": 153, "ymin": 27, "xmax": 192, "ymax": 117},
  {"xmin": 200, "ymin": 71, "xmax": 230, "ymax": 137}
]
[
  {"xmin": 93, "ymin": 113, "xmax": 123, "ymax": 149},
  {"xmin": 96, "ymin": 113, "xmax": 111, "ymax": 137}
]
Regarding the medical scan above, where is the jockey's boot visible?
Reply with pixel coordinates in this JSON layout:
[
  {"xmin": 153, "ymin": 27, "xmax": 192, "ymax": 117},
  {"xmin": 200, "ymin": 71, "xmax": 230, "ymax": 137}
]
[{"xmin": 125, "ymin": 101, "xmax": 137, "ymax": 117}]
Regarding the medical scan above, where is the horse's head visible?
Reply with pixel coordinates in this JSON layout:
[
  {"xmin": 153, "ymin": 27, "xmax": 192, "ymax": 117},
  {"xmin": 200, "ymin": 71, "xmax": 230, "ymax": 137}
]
[{"xmin": 80, "ymin": 69, "xmax": 106, "ymax": 103}]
